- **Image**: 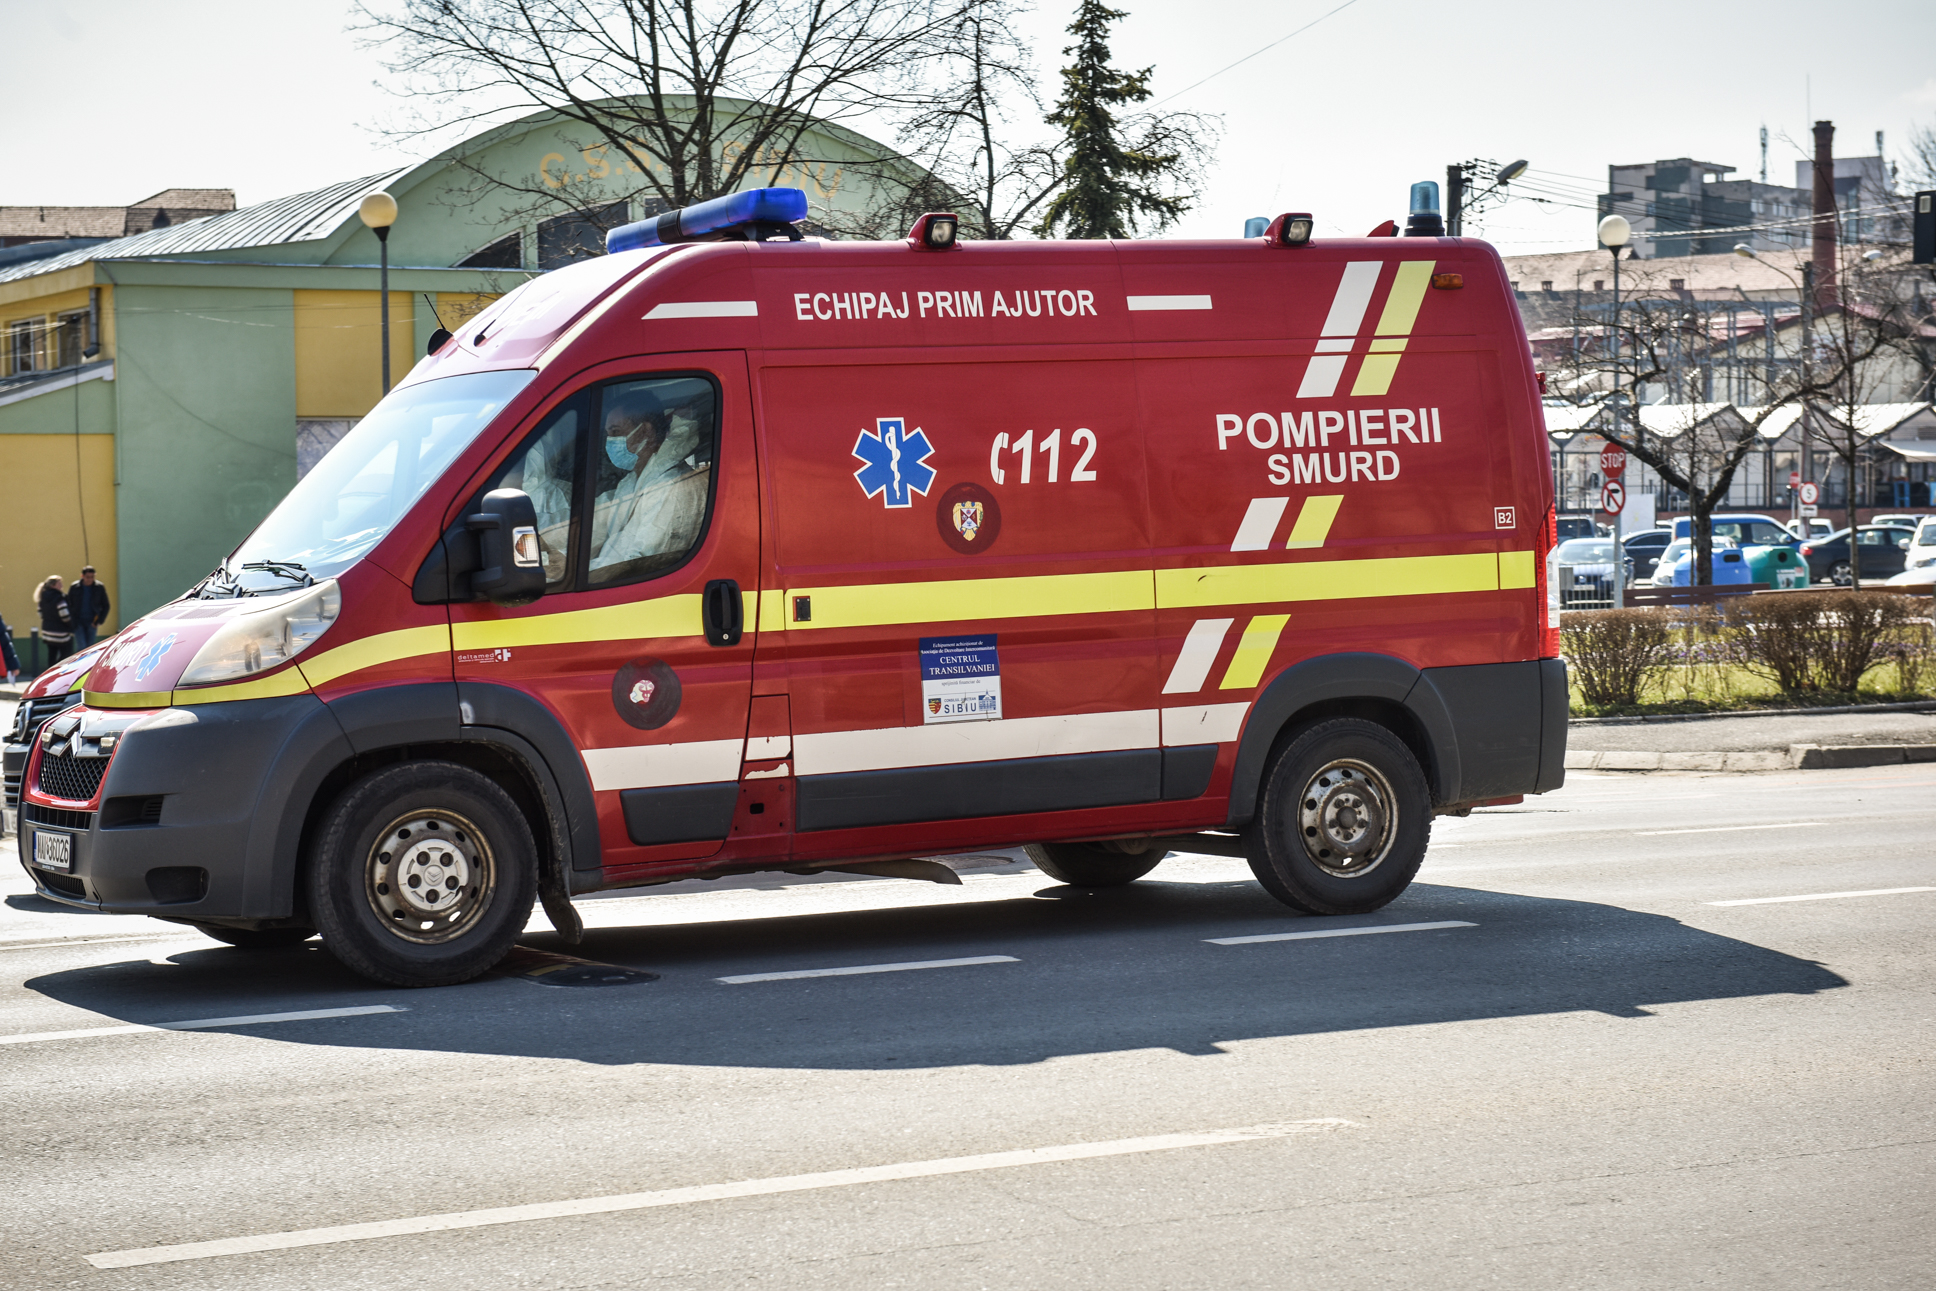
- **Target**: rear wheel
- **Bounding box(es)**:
[190,924,314,950]
[306,761,536,987]
[1024,841,1164,887]
[1245,718,1430,916]
[1829,560,1853,586]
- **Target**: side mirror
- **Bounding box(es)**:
[467,489,545,606]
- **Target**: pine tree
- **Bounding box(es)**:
[1035,1,1193,239]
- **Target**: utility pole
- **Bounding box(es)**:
[1446,164,1466,237]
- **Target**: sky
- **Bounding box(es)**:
[5,0,1934,257]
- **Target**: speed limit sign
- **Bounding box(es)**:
[1798,481,1820,505]
[1601,480,1626,514]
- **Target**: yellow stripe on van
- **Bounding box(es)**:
[1350,261,1435,397]
[1156,551,1516,610]
[453,594,704,650]
[1283,495,1344,549]
[1219,615,1290,689]
[173,668,313,706]
[301,624,453,688]
[1498,549,1537,590]
[82,689,174,710]
[787,569,1155,632]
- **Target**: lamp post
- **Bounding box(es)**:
[1598,213,1631,606]
[358,192,399,393]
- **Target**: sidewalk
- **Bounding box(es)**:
[1568,703,1936,772]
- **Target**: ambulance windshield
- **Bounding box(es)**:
[224,369,536,587]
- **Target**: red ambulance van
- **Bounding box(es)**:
[15,190,1566,986]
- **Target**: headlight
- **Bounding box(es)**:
[177,581,341,687]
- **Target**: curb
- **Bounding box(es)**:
[1571,698,1936,726]
[1568,743,1936,772]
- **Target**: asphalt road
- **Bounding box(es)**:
[2,766,1933,1289]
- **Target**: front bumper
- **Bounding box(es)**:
[17,694,350,921]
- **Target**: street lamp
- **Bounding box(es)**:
[359,191,399,393]
[1598,213,1631,606]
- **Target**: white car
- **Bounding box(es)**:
[1904,518,1936,571]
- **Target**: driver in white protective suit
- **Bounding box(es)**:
[590,385,711,573]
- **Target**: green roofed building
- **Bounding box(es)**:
[0,101,932,649]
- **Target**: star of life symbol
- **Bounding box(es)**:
[852,417,936,508]
[131,632,178,682]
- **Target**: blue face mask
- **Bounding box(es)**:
[606,438,639,471]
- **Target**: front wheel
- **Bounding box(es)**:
[1245,718,1431,916]
[306,761,537,987]
[1024,841,1164,887]
[1829,560,1853,587]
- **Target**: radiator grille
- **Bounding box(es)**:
[22,803,93,831]
[35,751,109,803]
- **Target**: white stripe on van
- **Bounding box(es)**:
[643,300,759,319]
[1160,702,1250,745]
[1230,498,1290,551]
[582,739,746,791]
[1126,294,1213,311]
[794,711,1159,777]
[1161,619,1234,694]
[1297,261,1384,397]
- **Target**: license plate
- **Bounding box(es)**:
[32,829,73,872]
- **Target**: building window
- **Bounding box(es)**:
[537,203,629,271]
[458,232,522,270]
[56,311,89,369]
[1669,278,1685,291]
[1540,280,1553,292]
[6,320,39,377]
[1593,279,1605,291]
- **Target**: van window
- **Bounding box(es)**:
[486,399,581,590]
[586,375,718,587]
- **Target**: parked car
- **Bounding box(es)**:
[1786,517,1836,541]
[1617,528,1673,583]
[1870,513,1929,530]
[1553,537,1634,605]
[1797,525,1917,585]
[1901,518,1936,571]
[1672,514,1799,548]
[1556,515,1602,541]
[1883,564,1936,589]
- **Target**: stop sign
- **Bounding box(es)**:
[1789,471,1801,487]
[1599,446,1628,477]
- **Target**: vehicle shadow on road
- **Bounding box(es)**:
[22,877,1848,1068]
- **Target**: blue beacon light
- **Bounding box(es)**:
[605,187,809,253]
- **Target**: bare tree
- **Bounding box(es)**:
[1555,255,1907,584]
[357,0,1005,238]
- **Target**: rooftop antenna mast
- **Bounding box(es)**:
[1759,125,1768,183]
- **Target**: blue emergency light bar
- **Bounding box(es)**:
[605,187,809,253]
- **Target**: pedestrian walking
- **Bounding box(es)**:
[67,565,111,648]
[36,574,73,667]
[0,610,19,682]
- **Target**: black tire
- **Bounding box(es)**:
[1244,718,1431,916]
[1829,560,1852,587]
[190,924,315,950]
[1024,841,1164,887]
[306,761,537,987]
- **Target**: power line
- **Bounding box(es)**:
[1150,0,1362,107]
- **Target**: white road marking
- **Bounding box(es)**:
[1635,822,1824,836]
[84,1118,1358,1269]
[1706,886,1936,907]
[0,1005,405,1047]
[718,955,1018,984]
[0,934,201,953]
[1208,920,1475,946]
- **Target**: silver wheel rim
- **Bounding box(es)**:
[1295,758,1397,878]
[1831,564,1851,586]
[364,809,495,944]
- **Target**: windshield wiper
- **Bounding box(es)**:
[241,560,314,587]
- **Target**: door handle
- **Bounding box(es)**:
[702,579,743,647]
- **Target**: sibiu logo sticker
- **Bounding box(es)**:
[130,633,179,683]
[852,417,936,508]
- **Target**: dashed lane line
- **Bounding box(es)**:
[717,955,1018,984]
[1635,822,1825,837]
[0,1005,406,1047]
[1706,886,1936,907]
[83,1118,1359,1268]
[1207,920,1475,946]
